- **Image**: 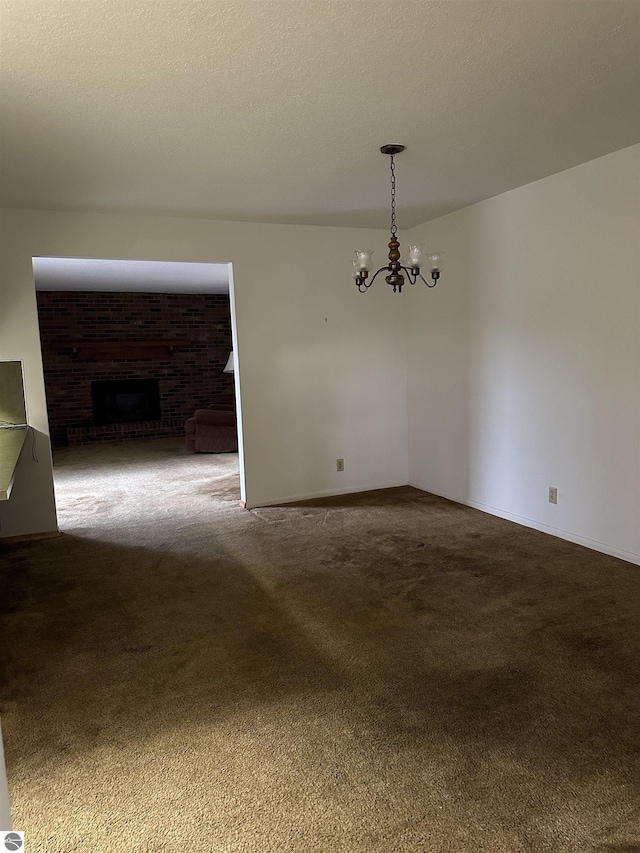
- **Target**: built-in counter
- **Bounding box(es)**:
[0,426,28,501]
[0,361,29,501]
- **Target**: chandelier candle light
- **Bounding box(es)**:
[353,145,443,294]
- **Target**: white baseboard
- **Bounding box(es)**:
[246,481,407,509]
[0,529,60,544]
[408,481,640,566]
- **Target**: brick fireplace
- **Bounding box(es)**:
[37,290,234,446]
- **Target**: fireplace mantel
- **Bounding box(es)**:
[70,340,188,361]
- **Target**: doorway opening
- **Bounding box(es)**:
[32,256,246,521]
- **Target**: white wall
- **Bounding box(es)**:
[0,720,11,830]
[0,209,408,535]
[407,144,640,564]
[3,147,637,556]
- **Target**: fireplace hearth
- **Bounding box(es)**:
[92,378,161,426]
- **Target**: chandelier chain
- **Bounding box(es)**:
[390,154,397,238]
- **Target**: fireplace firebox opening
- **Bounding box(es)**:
[92,378,161,426]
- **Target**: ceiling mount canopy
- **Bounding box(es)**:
[353,145,443,294]
[379,144,405,157]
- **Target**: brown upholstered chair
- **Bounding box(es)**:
[185,408,238,453]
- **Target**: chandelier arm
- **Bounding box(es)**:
[356,266,387,292]
[367,266,390,288]
[401,266,438,288]
[420,270,438,288]
[401,266,418,285]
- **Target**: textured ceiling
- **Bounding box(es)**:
[1,0,638,229]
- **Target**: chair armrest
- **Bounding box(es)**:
[194,409,236,426]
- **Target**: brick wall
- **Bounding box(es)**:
[37,291,234,446]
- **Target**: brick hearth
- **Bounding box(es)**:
[66,418,186,446]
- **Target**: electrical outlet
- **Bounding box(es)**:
[549,486,558,504]
[336,458,344,472]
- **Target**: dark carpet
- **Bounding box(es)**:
[0,438,638,852]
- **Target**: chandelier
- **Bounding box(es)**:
[353,145,443,294]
